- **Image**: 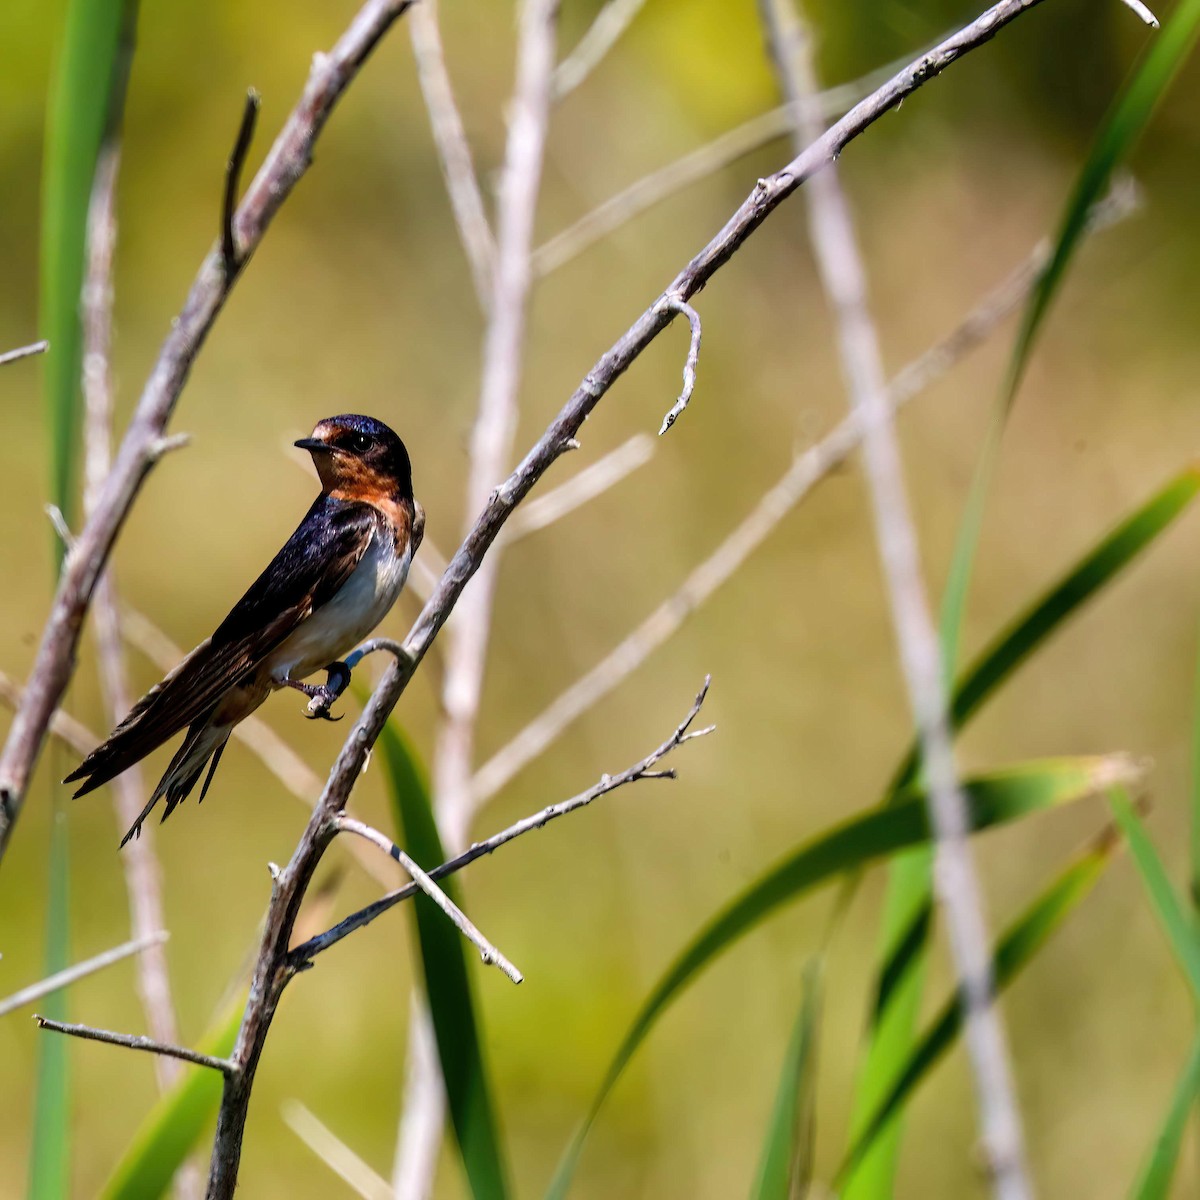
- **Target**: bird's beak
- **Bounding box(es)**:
[294,437,331,453]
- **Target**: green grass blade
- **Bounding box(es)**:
[838,827,1120,1187]
[1130,1033,1200,1200]
[99,990,243,1200]
[40,0,132,527]
[545,755,1129,1199]
[379,720,511,1200]
[749,959,822,1200]
[892,465,1200,793]
[844,464,1200,1196]
[1007,0,1200,406]
[1108,789,1200,1002]
[1191,620,1200,912]
[27,805,71,1200]
[841,846,930,1200]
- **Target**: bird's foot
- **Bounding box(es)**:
[285,662,352,721]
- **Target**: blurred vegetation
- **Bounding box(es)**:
[4,0,1200,1196]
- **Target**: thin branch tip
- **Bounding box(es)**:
[656,298,703,435]
[222,88,262,276]
[0,339,49,367]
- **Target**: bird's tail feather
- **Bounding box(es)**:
[119,712,231,848]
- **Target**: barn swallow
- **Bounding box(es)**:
[65,414,424,847]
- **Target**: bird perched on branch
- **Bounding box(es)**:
[65,414,424,846]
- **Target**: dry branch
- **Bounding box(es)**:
[34,1015,234,1074]
[0,340,49,367]
[408,0,495,310]
[0,933,167,1018]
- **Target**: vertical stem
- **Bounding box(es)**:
[394,4,560,1193]
[758,2,1031,1195]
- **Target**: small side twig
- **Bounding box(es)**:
[504,433,655,541]
[335,815,523,984]
[0,340,49,367]
[409,0,495,310]
[0,933,168,1018]
[290,678,713,965]
[551,0,647,100]
[34,1015,234,1075]
[222,89,261,278]
[1117,0,1158,26]
[656,297,702,435]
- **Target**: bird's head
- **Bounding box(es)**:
[295,414,414,504]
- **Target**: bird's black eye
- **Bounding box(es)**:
[337,431,373,454]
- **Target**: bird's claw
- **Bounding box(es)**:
[301,661,352,721]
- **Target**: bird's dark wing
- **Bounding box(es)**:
[66,496,380,797]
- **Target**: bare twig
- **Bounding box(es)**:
[0,933,167,1018]
[1118,0,1158,26]
[34,1015,234,1074]
[504,433,655,542]
[335,815,523,983]
[0,0,419,864]
[82,122,184,1095]
[551,0,648,100]
[760,0,1028,1191]
[533,47,930,279]
[468,181,1139,808]
[409,0,495,309]
[655,297,702,435]
[221,90,261,278]
[291,679,713,964]
[433,0,561,852]
[284,1101,392,1200]
[0,340,49,367]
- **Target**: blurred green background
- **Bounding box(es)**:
[4,0,1200,1195]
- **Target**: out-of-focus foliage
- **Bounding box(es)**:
[4,0,1200,1196]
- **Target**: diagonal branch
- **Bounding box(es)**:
[0,0,419,864]
[0,340,49,367]
[0,933,168,1018]
[408,0,495,310]
[34,1015,234,1074]
[334,815,523,983]
[551,0,648,100]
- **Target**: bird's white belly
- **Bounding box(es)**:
[267,533,411,683]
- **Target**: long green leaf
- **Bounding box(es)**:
[1130,1034,1200,1200]
[846,464,1200,1196]
[1109,789,1200,1001]
[1107,788,1200,1196]
[99,990,242,1200]
[27,804,71,1200]
[40,0,131,525]
[839,827,1120,1186]
[545,754,1131,1198]
[379,720,511,1200]
[34,2,132,1193]
[749,959,822,1200]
